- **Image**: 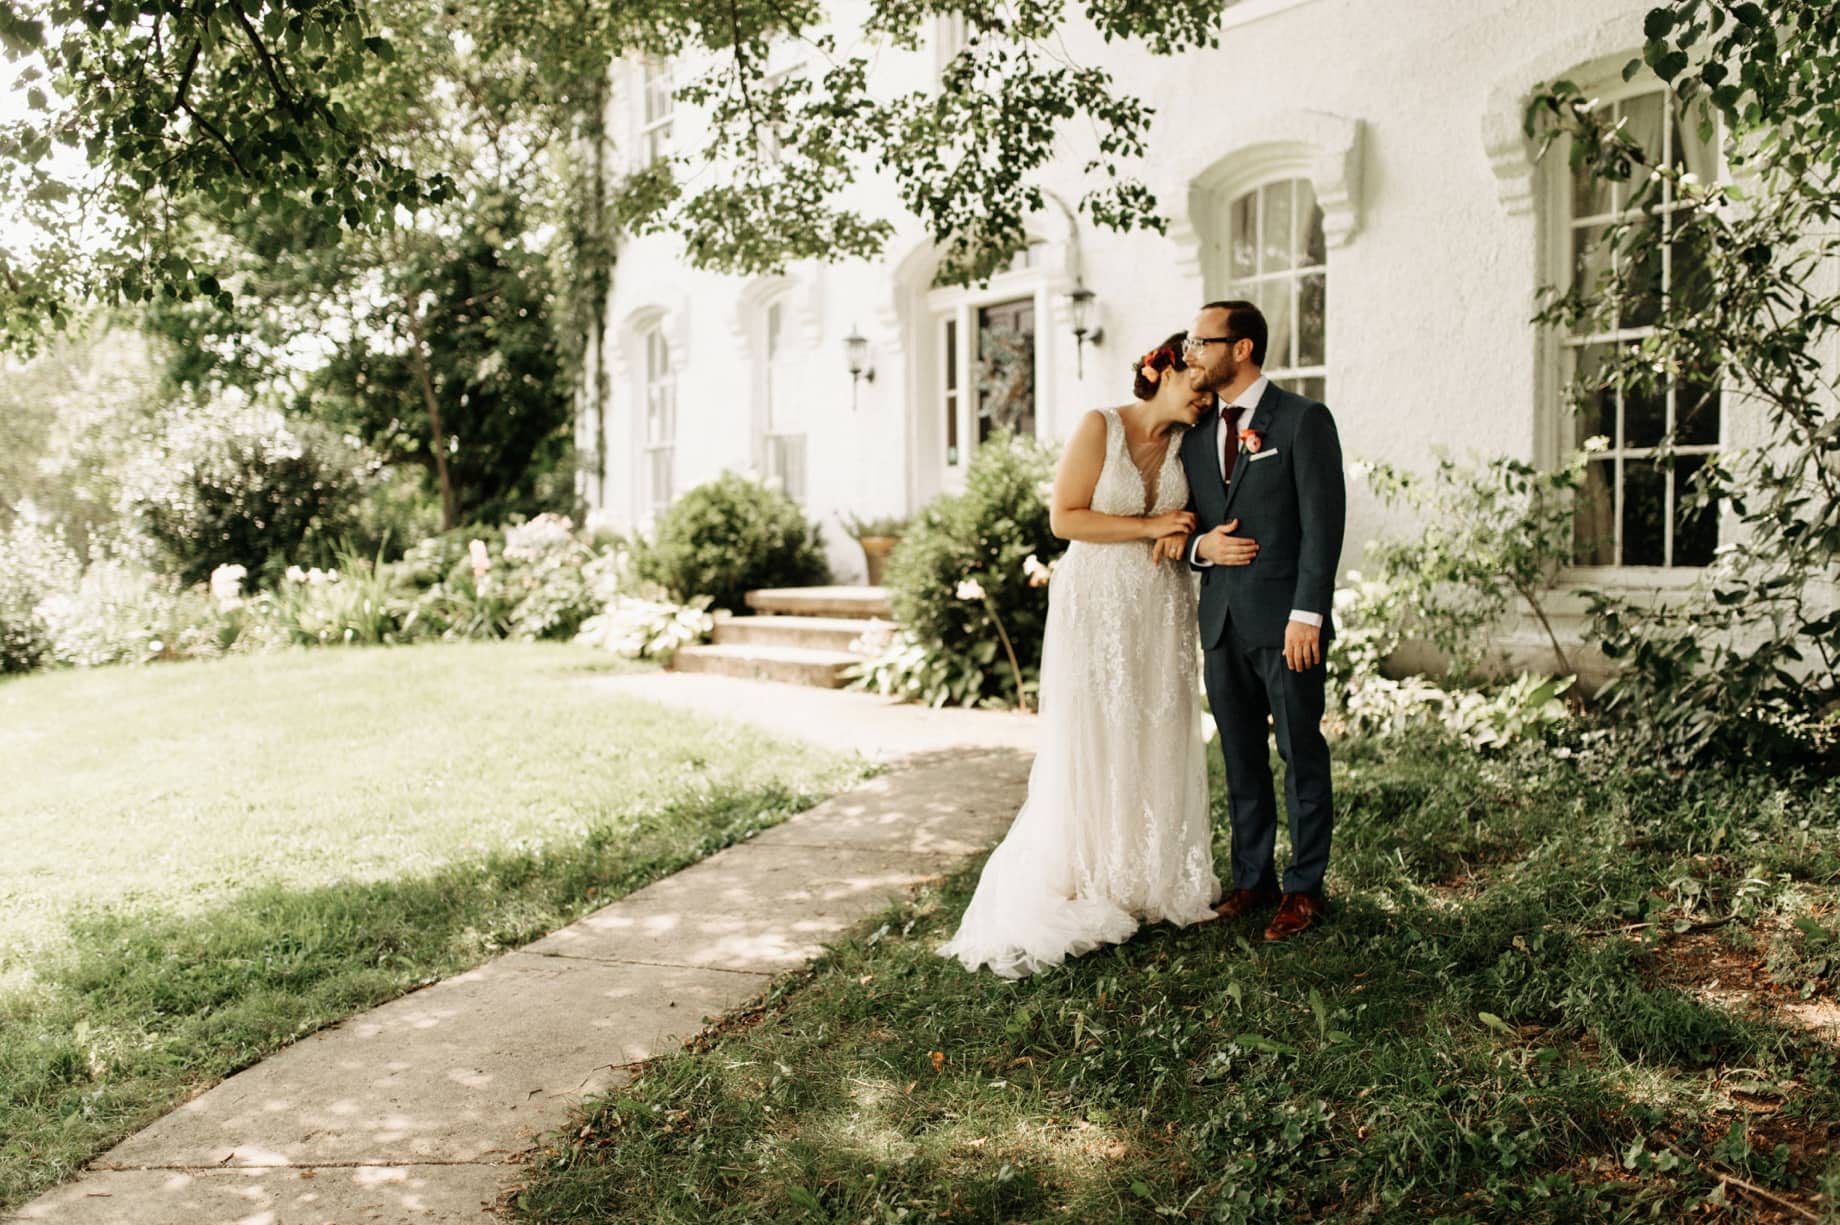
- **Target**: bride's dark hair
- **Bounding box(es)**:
[1132,332,1188,401]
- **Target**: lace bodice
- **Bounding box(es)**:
[1086,406,1190,518]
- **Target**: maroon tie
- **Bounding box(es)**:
[1221,406,1243,483]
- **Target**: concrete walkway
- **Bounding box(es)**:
[12,677,1036,1224]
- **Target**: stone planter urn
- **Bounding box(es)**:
[841,514,907,587]
[857,535,898,586]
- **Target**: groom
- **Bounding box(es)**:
[1177,300,1346,942]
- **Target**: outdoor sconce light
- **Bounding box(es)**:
[1067,281,1104,377]
[845,326,875,409]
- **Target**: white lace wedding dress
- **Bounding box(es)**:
[939,407,1221,978]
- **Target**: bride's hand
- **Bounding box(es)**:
[1143,510,1197,541]
[1151,532,1187,564]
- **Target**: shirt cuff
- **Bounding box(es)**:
[1288,609,1323,627]
[1188,536,1214,568]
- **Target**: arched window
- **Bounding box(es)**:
[1559,85,1720,568]
[1224,178,1327,403]
[642,326,675,516]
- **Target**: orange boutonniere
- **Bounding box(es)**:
[1239,428,1264,453]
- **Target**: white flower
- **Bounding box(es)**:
[956,578,986,601]
[1022,554,1054,588]
[1679,171,1700,189]
[208,563,247,607]
[285,565,307,584]
[1347,459,1373,480]
[1582,434,1611,454]
[468,538,491,579]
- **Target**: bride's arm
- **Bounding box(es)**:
[1049,410,1195,544]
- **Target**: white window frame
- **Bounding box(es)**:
[1220,176,1328,404]
[642,325,675,518]
[925,241,1049,479]
[640,58,673,164]
[1546,76,1725,575]
[758,297,807,504]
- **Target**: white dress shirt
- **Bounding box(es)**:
[1191,375,1323,629]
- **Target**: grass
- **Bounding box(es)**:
[513,733,1840,1224]
[0,642,866,1211]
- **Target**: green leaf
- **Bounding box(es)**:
[1478,1011,1515,1036]
[1643,8,1675,40]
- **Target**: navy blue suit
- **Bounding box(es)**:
[1180,380,1346,896]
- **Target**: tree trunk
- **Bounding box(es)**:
[403,296,458,531]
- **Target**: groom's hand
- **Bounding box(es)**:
[1283,620,1322,672]
[1198,519,1258,566]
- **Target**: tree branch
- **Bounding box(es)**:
[229,5,302,117]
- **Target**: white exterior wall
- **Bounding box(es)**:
[585,0,1660,603]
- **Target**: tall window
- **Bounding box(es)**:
[1563,87,1720,568]
[641,59,673,164]
[1226,178,1327,403]
[761,301,806,503]
[643,327,675,516]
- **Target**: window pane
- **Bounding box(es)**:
[1230,195,1256,280]
[1574,459,1617,565]
[1673,455,1718,566]
[1622,457,1666,566]
[1624,365,1667,450]
[1669,225,1716,315]
[1298,376,1326,404]
[1259,279,1294,371]
[1571,344,1614,445]
[1261,180,1294,274]
[945,318,959,464]
[1299,180,1325,269]
[1572,144,1614,220]
[1621,92,1667,210]
[1573,223,1613,301]
[1624,213,1665,330]
[1675,375,1720,447]
[1298,273,1325,368]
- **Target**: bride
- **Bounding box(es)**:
[939,333,1256,978]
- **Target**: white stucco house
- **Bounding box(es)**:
[575,0,1736,665]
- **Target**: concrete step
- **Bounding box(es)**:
[714,614,891,654]
[746,585,894,619]
[670,642,861,688]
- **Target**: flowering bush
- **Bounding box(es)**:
[0,519,80,673]
[866,433,1062,707]
[574,589,714,663]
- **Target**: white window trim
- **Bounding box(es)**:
[638,58,673,165]
[640,324,676,520]
[925,250,1050,475]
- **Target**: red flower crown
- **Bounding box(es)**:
[1137,345,1180,383]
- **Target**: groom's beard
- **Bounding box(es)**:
[1197,354,1240,395]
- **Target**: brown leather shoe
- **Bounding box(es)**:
[1263,892,1325,942]
[1215,888,1281,919]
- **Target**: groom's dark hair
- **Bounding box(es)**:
[1202,300,1268,367]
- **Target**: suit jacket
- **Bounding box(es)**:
[1180,380,1346,652]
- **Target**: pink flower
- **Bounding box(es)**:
[1240,428,1264,454]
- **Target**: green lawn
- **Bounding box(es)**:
[514,735,1840,1224]
[0,642,865,1211]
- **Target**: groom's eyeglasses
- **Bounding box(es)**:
[1181,335,1242,354]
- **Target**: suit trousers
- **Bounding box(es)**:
[1202,617,1333,896]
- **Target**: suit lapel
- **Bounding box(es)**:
[1186,403,1227,516]
[1222,380,1282,518]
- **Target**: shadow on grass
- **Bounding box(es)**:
[514,742,1840,1224]
[0,778,827,1212]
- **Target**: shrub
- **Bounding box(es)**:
[0,520,80,674]
[637,472,829,613]
[136,397,360,590]
[871,432,1062,707]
